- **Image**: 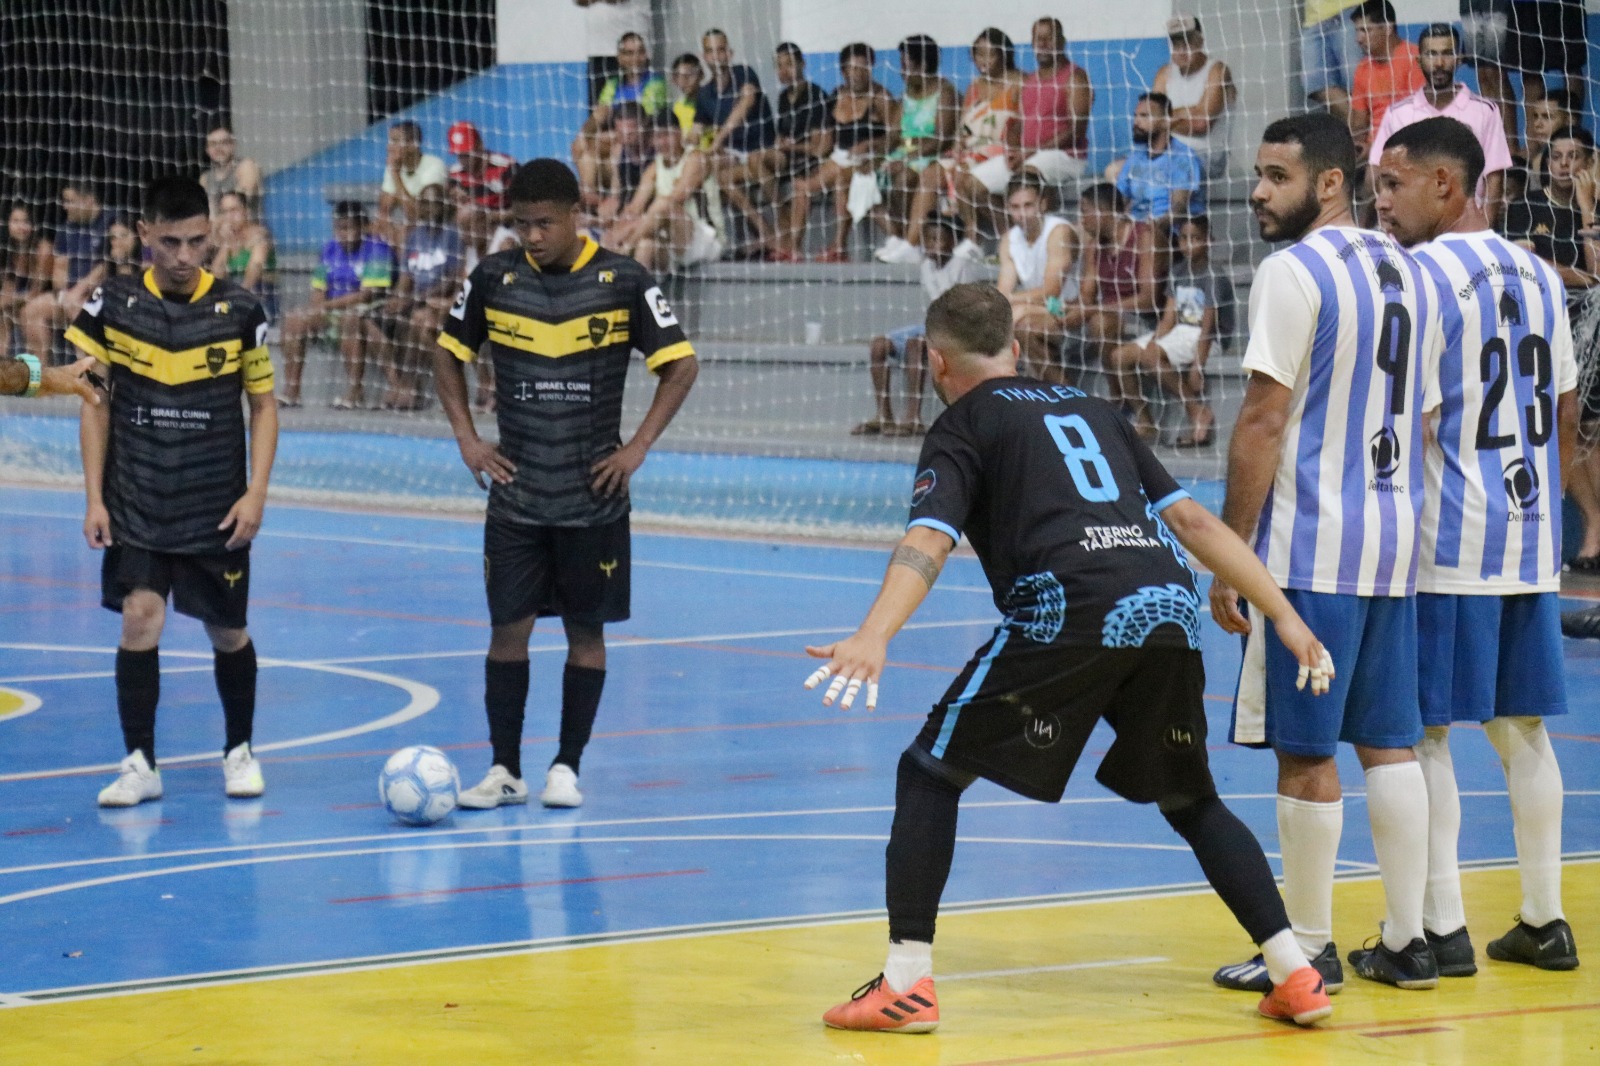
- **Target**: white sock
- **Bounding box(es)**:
[1260,928,1309,987]
[883,939,933,993]
[1485,716,1566,927]
[1365,761,1430,951]
[1416,727,1467,934]
[1277,795,1343,959]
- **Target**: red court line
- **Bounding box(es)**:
[1360,1026,1453,1037]
[629,780,684,790]
[725,772,776,782]
[329,867,705,904]
[3,825,65,837]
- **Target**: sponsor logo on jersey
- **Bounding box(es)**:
[598,270,615,284]
[214,301,230,316]
[502,272,517,286]
[1164,724,1195,750]
[1023,710,1062,749]
[599,559,618,578]
[1504,458,1540,509]
[911,468,937,506]
[223,569,244,589]
[645,285,678,327]
[84,286,104,316]
[1369,427,1401,481]
[450,278,472,320]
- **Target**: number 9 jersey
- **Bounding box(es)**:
[1410,232,1579,593]
[1242,226,1444,597]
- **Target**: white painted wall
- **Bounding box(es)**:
[779,0,1172,50]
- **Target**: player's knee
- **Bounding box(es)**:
[488,620,534,660]
[869,337,891,361]
[897,745,974,798]
[205,625,249,653]
[120,592,166,641]
[1158,792,1211,834]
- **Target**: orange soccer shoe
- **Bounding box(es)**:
[822,974,940,1033]
[1257,965,1334,1027]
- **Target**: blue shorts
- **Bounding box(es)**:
[1299,17,1361,97]
[1232,590,1422,757]
[1417,592,1568,725]
[884,323,925,361]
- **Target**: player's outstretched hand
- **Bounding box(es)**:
[803,632,885,712]
[83,502,113,550]
[219,490,266,550]
[43,356,102,404]
[1273,613,1336,697]
[457,435,516,489]
[1208,576,1251,635]
[590,441,647,498]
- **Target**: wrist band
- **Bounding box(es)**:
[17,353,42,398]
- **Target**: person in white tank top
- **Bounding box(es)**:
[1155,17,1236,180]
[609,115,725,271]
[997,178,1083,384]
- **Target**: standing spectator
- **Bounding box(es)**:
[278,201,394,409]
[1301,1,1364,121]
[21,182,110,364]
[210,191,278,317]
[1155,16,1237,180]
[0,204,52,353]
[377,121,448,246]
[198,126,263,217]
[1368,24,1513,225]
[874,34,960,264]
[575,0,650,107]
[694,28,777,256]
[749,42,832,258]
[376,186,463,411]
[610,114,725,273]
[1349,1,1425,152]
[998,178,1082,384]
[1459,1,1520,149]
[1010,18,1094,187]
[669,54,709,148]
[447,121,516,255]
[1069,182,1163,375]
[571,32,667,210]
[102,217,143,279]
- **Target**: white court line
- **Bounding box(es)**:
[0,992,35,1007]
[942,956,1169,981]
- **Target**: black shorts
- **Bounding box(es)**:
[101,544,251,629]
[483,513,631,627]
[914,637,1215,804]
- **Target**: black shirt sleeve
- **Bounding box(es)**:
[63,282,110,363]
[1117,416,1188,512]
[630,269,694,372]
[437,262,490,362]
[907,406,982,543]
[239,300,274,395]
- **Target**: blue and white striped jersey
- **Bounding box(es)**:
[1241,225,1444,597]
[1411,231,1578,593]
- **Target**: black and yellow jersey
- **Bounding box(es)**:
[66,268,273,554]
[438,236,694,527]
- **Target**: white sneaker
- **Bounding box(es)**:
[97,750,163,808]
[457,764,529,809]
[540,763,583,808]
[223,742,265,798]
[874,236,925,264]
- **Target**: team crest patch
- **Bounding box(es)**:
[911,468,937,506]
[587,316,611,346]
[214,300,230,315]
[205,346,227,376]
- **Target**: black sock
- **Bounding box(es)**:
[554,664,605,774]
[116,647,160,767]
[484,657,529,779]
[886,748,970,944]
[1163,795,1290,945]
[215,640,257,753]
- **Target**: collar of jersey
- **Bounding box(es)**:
[142,267,215,303]
[526,236,598,274]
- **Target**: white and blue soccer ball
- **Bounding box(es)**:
[379,745,460,826]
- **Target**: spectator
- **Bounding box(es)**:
[854,217,986,436]
[1349,0,1424,152]
[998,177,1082,384]
[1067,182,1162,375]
[575,0,650,107]
[669,53,709,147]
[1115,91,1206,245]
[1300,1,1364,121]
[447,120,516,255]
[278,200,394,409]
[1459,0,1520,148]
[1504,125,1599,291]
[1368,24,1513,225]
[778,42,895,263]
[210,190,278,316]
[21,182,110,364]
[1010,18,1093,187]
[1105,215,1232,446]
[102,217,143,278]
[749,42,832,256]
[375,185,462,411]
[694,28,777,256]
[874,34,959,264]
[1523,88,1580,194]
[198,125,263,216]
[572,32,667,209]
[378,121,448,246]
[595,102,655,236]
[1506,0,1589,116]
[0,204,52,353]
[1155,16,1237,180]
[610,113,725,273]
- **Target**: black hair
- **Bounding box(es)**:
[1417,22,1461,50]
[1034,17,1066,48]
[899,34,940,74]
[1079,182,1126,212]
[924,215,962,247]
[1138,91,1173,113]
[775,41,804,64]
[509,158,581,206]
[973,27,1017,73]
[102,214,142,268]
[391,120,422,144]
[672,52,703,74]
[618,31,645,49]
[612,100,647,126]
[1551,124,1597,151]
[61,180,99,201]
[142,175,209,224]
[1350,0,1397,26]
[649,109,680,133]
[1383,116,1486,191]
[839,42,875,68]
[1541,88,1577,114]
[1005,173,1057,210]
[1261,111,1359,196]
[333,200,367,224]
[1178,214,1211,237]
[702,27,728,45]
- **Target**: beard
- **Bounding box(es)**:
[1256,185,1323,242]
[1132,127,1150,145]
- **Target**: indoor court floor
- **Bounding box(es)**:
[0,484,1596,1064]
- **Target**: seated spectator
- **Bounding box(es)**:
[209,190,278,316]
[575,0,649,106]
[102,217,143,278]
[378,121,448,246]
[199,125,263,216]
[749,41,831,254]
[1504,125,1599,291]
[1300,1,1363,121]
[1523,88,1580,194]
[572,31,667,209]
[1115,93,1206,227]
[669,53,710,147]
[594,101,655,236]
[855,217,986,436]
[1105,215,1232,446]
[1349,0,1423,152]
[21,181,109,363]
[0,204,53,354]
[1505,0,1589,118]
[998,177,1082,384]
[777,42,895,263]
[1066,182,1162,374]
[610,114,724,272]
[374,186,462,411]
[447,120,516,256]
[874,34,959,263]
[1008,18,1093,188]
[1155,16,1237,180]
[694,28,777,255]
[278,200,395,409]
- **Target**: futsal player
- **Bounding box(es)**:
[1374,117,1580,972]
[67,176,278,807]
[435,159,698,810]
[0,353,101,401]
[1209,112,1444,993]
[806,282,1337,1033]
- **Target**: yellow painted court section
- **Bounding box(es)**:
[0,687,38,720]
[5,866,1595,1065]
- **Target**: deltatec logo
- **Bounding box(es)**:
[1370,427,1401,480]
[1504,458,1540,509]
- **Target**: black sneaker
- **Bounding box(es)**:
[1426,926,1477,977]
[1560,605,1600,640]
[1487,918,1580,971]
[1348,935,1439,990]
[1213,941,1344,994]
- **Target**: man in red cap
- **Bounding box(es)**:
[448,120,517,253]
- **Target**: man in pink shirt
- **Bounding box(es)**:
[1369,23,1512,225]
